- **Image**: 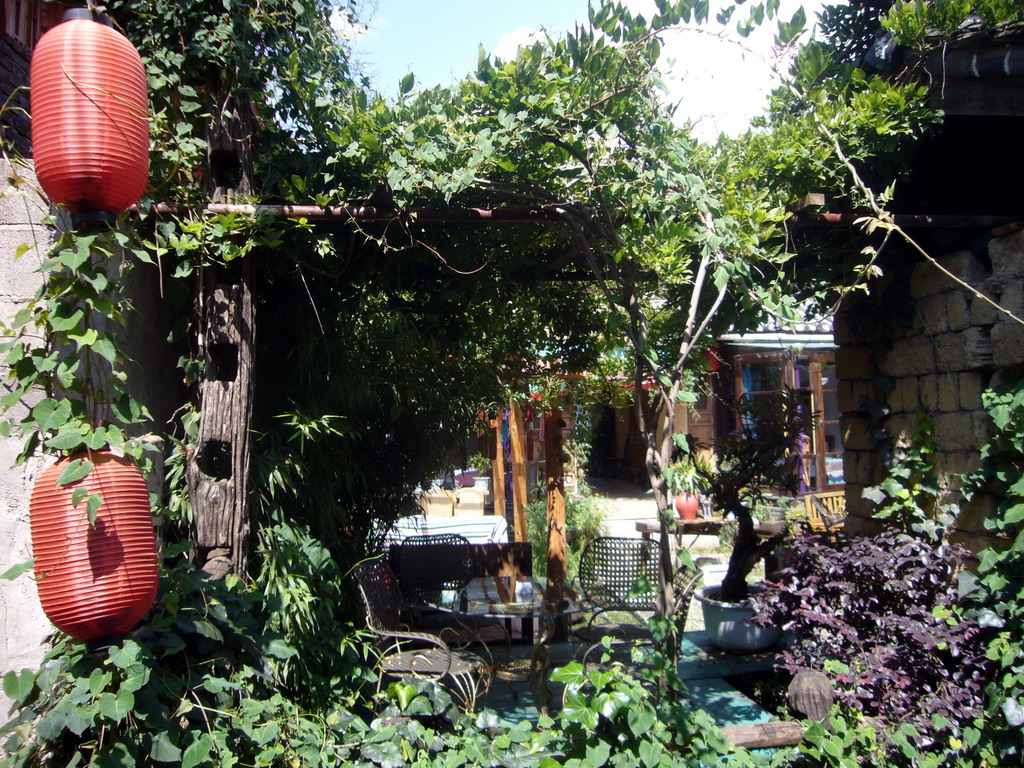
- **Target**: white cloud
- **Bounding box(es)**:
[626,0,828,140]
[332,7,386,42]
[493,26,547,61]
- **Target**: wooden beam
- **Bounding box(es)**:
[509,399,529,542]
[720,720,805,749]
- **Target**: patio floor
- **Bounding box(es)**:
[482,630,778,730]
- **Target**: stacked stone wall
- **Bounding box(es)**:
[0,162,52,715]
[0,34,32,157]
[837,230,1024,559]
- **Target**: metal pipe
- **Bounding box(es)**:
[789,211,1022,229]
[150,202,564,224]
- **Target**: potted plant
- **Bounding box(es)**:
[693,389,808,651]
[466,452,493,495]
[664,454,710,520]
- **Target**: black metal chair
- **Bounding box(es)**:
[353,559,491,711]
[573,536,702,650]
[397,533,475,606]
[397,533,511,652]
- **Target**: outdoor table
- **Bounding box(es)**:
[431,587,583,715]
[636,518,787,574]
[635,517,786,539]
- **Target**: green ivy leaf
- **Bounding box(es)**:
[97,690,134,723]
[0,559,34,580]
[150,731,182,763]
[48,308,85,333]
[56,458,93,487]
[181,734,213,768]
[2,669,36,704]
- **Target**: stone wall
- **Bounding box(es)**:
[0,161,53,716]
[836,230,1024,558]
[0,34,32,157]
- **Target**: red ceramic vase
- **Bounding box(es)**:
[30,451,158,645]
[674,492,700,520]
[30,10,149,224]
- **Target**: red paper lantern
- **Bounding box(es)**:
[30,9,149,226]
[30,450,159,647]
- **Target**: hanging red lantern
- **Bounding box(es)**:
[30,9,149,226]
[30,450,159,649]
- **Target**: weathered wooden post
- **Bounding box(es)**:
[491,414,506,519]
[186,73,256,577]
[544,410,567,638]
[509,398,529,542]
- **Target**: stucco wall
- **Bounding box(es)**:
[0,160,55,716]
[836,230,1024,560]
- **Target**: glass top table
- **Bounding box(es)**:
[430,581,584,714]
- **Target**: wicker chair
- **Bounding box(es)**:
[573,536,702,650]
[353,560,491,711]
[453,487,486,516]
[419,489,455,516]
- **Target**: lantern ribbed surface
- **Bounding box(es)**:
[30,16,149,217]
[30,451,158,642]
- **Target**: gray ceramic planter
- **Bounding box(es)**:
[696,585,782,652]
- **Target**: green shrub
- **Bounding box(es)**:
[525,482,604,584]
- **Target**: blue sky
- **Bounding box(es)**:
[345,0,832,140]
[350,1,590,94]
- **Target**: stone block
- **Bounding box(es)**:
[935,328,994,372]
[933,412,976,451]
[0,162,48,222]
[838,379,876,414]
[885,381,903,413]
[973,411,995,447]
[837,380,857,414]
[895,377,919,413]
[843,483,875,518]
[936,451,971,476]
[946,291,970,332]
[844,449,881,487]
[933,332,964,372]
[955,493,997,534]
[836,343,874,381]
[840,415,875,451]
[992,320,1024,368]
[888,413,919,448]
[959,372,983,411]
[910,251,988,299]
[833,315,852,346]
[879,336,935,378]
[973,279,1003,326]
[916,293,948,335]
[994,279,1024,321]
[918,375,938,410]
[988,230,1024,281]
[936,375,958,412]
[0,229,45,300]
[949,530,1005,560]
